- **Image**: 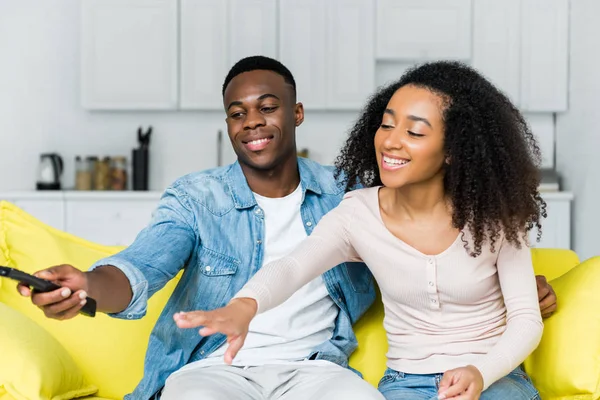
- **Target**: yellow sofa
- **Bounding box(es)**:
[1,201,599,400]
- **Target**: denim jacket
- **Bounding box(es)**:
[91,158,376,399]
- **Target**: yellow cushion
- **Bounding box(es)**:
[0,302,98,400]
[349,289,387,387]
[524,256,600,400]
[2,200,598,400]
[0,201,179,399]
[531,248,580,282]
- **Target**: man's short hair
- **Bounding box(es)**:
[222,55,296,96]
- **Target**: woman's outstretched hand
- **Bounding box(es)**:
[173,297,258,364]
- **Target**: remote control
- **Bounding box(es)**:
[0,266,96,317]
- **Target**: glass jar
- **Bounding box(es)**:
[297,148,310,158]
[110,156,128,191]
[94,157,111,190]
[86,156,98,190]
[75,156,92,190]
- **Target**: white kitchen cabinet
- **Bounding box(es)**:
[65,198,157,247]
[0,193,66,232]
[327,0,375,109]
[81,0,178,110]
[520,0,569,112]
[180,0,278,109]
[279,0,328,109]
[280,0,375,109]
[1,192,161,247]
[525,113,555,169]
[0,190,575,250]
[472,0,521,105]
[530,192,573,249]
[179,0,228,110]
[228,0,277,65]
[12,200,65,232]
[376,0,472,61]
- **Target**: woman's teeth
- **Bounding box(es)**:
[383,156,409,165]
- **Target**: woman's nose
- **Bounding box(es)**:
[383,128,405,150]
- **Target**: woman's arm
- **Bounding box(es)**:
[234,210,360,313]
[471,237,544,390]
[173,195,361,363]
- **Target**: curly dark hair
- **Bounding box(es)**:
[334,61,546,256]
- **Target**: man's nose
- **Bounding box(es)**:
[244,109,266,130]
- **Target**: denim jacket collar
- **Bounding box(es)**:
[226,158,323,210]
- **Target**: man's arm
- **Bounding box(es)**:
[87,265,133,313]
[17,264,133,318]
[18,187,197,320]
[536,275,557,318]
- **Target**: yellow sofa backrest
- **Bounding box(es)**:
[0,201,582,398]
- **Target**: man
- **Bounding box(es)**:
[18,56,557,399]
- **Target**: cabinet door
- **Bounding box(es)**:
[81,0,178,109]
[520,0,569,112]
[228,0,277,66]
[180,0,228,110]
[12,200,65,231]
[327,0,375,109]
[65,200,157,247]
[472,0,521,105]
[530,195,572,249]
[525,113,555,169]
[279,0,327,109]
[376,0,472,60]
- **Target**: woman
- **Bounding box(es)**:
[175,61,545,400]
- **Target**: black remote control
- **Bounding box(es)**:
[0,266,96,317]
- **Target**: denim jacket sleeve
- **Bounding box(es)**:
[89,187,197,320]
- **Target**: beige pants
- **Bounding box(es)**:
[161,361,384,400]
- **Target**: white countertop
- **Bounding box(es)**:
[0,190,574,201]
[537,191,574,200]
[0,190,163,200]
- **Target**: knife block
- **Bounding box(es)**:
[132,148,148,191]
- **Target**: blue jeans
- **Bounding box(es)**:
[378,366,540,400]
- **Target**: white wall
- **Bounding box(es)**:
[0,1,597,259]
[0,1,356,191]
[555,0,600,261]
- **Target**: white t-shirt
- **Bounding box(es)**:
[184,184,338,368]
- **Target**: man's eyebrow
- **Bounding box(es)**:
[257,93,280,101]
[227,101,242,110]
[227,94,280,110]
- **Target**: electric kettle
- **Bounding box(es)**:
[36,153,63,190]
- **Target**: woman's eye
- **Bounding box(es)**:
[380,124,394,129]
[408,130,425,137]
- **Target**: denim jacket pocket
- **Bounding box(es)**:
[196,247,240,306]
[343,262,373,293]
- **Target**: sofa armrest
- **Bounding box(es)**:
[531,248,580,282]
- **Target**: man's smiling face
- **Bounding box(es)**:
[223,70,303,171]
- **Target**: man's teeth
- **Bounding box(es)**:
[383,156,409,165]
[248,138,270,145]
